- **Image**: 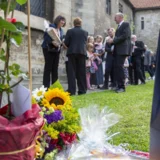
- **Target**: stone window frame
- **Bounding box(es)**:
[119,3,123,13]
[141,17,145,30]
[106,0,111,15]
[15,0,54,22]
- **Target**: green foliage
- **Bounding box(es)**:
[11,31,22,45]
[51,107,81,133]
[0,17,17,32]
[72,81,154,152]
[0,0,27,119]
[0,48,6,61]
[16,0,27,5]
[0,0,17,12]
[50,80,64,91]
[9,63,22,76]
[13,22,25,31]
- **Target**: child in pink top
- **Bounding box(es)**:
[86,43,96,90]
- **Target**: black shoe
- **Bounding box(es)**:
[100,85,108,90]
[111,87,118,91]
[97,85,101,89]
[116,88,125,93]
[78,91,86,95]
[68,90,75,96]
[141,82,146,85]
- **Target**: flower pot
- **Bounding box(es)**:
[0,104,44,160]
[0,93,2,108]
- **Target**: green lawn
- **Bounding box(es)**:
[72,81,154,152]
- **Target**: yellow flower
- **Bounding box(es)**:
[44,125,59,139]
[42,88,72,110]
[32,96,37,104]
[41,99,50,108]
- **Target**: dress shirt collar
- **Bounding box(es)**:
[118,20,124,27]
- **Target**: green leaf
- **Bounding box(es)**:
[0,0,17,12]
[9,63,22,77]
[0,17,17,32]
[50,80,64,91]
[6,75,11,81]
[0,48,6,61]
[13,22,25,31]
[16,0,27,5]
[11,31,22,45]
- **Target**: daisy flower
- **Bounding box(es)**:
[32,85,47,101]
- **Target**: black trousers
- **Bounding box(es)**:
[129,65,134,84]
[65,61,69,90]
[67,54,86,95]
[114,55,126,89]
[133,57,145,84]
[104,54,115,87]
[43,48,60,88]
[145,65,154,78]
[141,57,145,80]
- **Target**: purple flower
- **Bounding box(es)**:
[44,110,63,124]
[45,143,55,153]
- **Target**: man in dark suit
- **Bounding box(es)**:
[108,13,131,93]
[64,17,88,95]
[132,35,146,84]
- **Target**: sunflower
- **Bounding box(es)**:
[42,88,71,110]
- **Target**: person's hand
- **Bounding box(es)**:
[108,38,113,44]
[52,41,59,47]
[133,46,137,49]
[152,65,155,68]
[93,53,97,57]
[62,43,68,49]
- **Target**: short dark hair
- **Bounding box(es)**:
[54,15,66,27]
[73,17,82,26]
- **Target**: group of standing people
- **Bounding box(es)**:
[41,13,155,95]
[128,35,156,86]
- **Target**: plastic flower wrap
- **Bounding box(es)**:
[78,105,121,151]
[55,105,131,160]
[32,84,81,160]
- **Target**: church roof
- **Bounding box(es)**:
[130,0,160,9]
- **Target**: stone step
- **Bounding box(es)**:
[17,72,68,90]
[22,82,68,90]
[25,74,67,82]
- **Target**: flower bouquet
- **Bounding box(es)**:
[32,84,81,160]
[0,0,44,159]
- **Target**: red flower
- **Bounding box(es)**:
[56,145,63,151]
[50,139,58,145]
[60,133,77,145]
[131,150,149,158]
[7,18,17,23]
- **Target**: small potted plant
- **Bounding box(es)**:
[0,0,44,159]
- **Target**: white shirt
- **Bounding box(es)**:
[118,20,124,28]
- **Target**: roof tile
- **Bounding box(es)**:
[130,0,160,9]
